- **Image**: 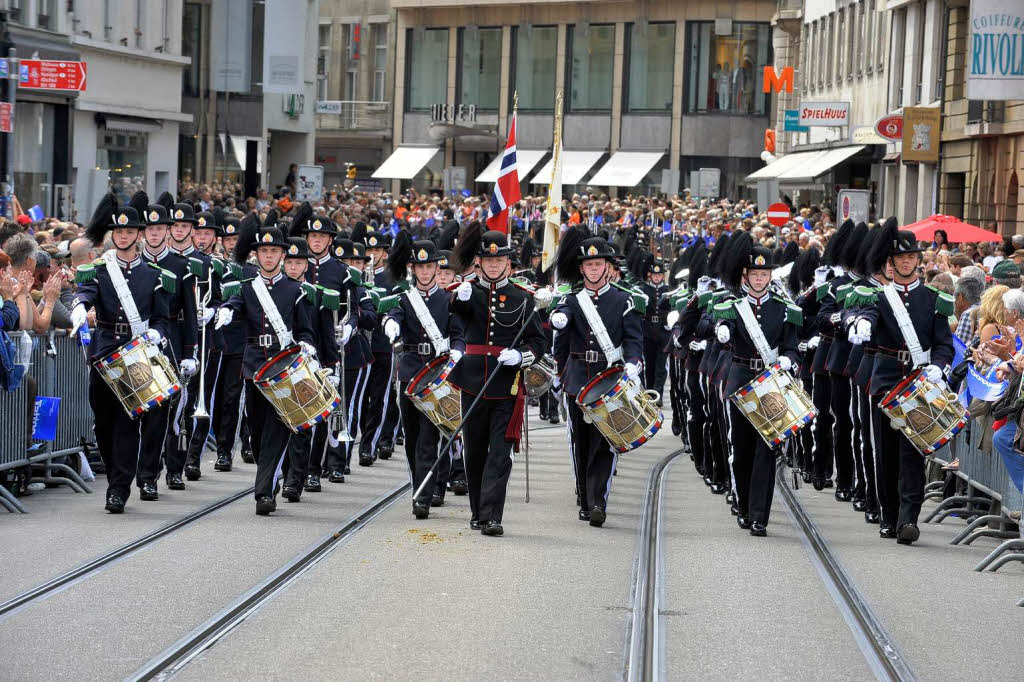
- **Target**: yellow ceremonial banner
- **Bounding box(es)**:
[542,90,564,273]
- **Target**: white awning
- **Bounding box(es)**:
[531,150,605,185]
[744,146,866,185]
[587,151,664,187]
[372,146,440,180]
[475,148,547,183]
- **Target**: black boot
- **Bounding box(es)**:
[255,496,276,515]
[304,475,322,492]
[105,494,125,514]
[165,472,185,490]
[139,482,159,501]
[184,464,201,481]
[214,455,232,472]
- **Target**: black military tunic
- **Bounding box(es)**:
[361,266,400,462]
[640,280,669,393]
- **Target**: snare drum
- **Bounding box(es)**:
[94,335,181,418]
[406,354,463,436]
[879,368,967,455]
[253,345,341,433]
[729,363,817,447]
[523,355,556,397]
[576,367,662,453]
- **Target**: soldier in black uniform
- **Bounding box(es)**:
[517,239,559,424]
[787,248,822,486]
[640,259,669,402]
[216,222,318,515]
[434,249,469,495]
[450,228,546,536]
[383,235,466,518]
[551,228,644,527]
[133,192,197,496]
[673,243,711,477]
[848,218,954,544]
[70,195,172,513]
[713,232,800,536]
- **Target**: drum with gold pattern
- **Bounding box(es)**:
[406,354,463,436]
[729,363,817,447]
[253,345,341,433]
[94,335,181,418]
[879,367,967,455]
[576,366,662,453]
[523,354,556,397]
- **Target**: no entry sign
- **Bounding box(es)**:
[766,202,792,227]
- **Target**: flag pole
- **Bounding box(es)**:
[508,90,518,236]
[541,88,564,274]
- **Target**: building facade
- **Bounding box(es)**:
[68,0,190,218]
[383,0,779,198]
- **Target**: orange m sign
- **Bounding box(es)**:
[763,66,794,93]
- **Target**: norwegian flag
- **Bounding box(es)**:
[486,112,521,233]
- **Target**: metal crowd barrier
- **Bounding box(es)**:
[922,413,1024,576]
[0,331,94,513]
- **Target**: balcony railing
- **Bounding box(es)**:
[315,101,392,132]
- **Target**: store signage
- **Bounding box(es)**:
[315,100,343,114]
[851,126,889,145]
[874,114,904,142]
[431,103,477,124]
[16,59,87,91]
[0,102,12,133]
[838,189,870,224]
[798,102,850,127]
[783,109,809,132]
[902,107,941,164]
[967,0,1024,100]
[762,66,794,93]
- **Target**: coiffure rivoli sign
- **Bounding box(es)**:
[798,102,850,127]
[968,0,1024,100]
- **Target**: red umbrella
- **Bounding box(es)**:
[904,214,1002,243]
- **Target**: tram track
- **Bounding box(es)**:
[0,486,254,621]
[128,480,411,681]
[625,448,916,682]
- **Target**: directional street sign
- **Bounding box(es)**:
[17,59,87,91]
[0,102,12,133]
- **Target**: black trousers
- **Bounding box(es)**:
[643,340,667,398]
[281,426,312,492]
[89,368,154,500]
[445,436,465,486]
[162,390,188,475]
[399,383,442,503]
[686,368,706,465]
[210,353,244,459]
[870,400,925,528]
[702,375,723,481]
[857,388,880,513]
[538,389,559,419]
[184,349,226,466]
[726,402,777,524]
[310,365,366,473]
[244,380,292,500]
[567,401,616,512]
[796,375,814,472]
[811,372,834,479]
[360,352,399,456]
[829,373,855,489]
[138,400,171,485]
[461,395,515,524]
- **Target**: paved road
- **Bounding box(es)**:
[1,408,1022,681]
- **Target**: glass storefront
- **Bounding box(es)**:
[406,28,449,111]
[686,22,771,115]
[459,27,501,111]
[13,102,55,214]
[97,128,147,205]
[567,24,614,112]
[626,22,676,112]
[512,25,557,111]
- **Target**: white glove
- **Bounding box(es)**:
[70,304,88,335]
[624,362,641,381]
[145,328,162,345]
[449,349,463,365]
[778,356,793,372]
[383,318,400,343]
[201,307,215,325]
[179,358,198,378]
[924,364,943,383]
[300,341,317,358]
[455,281,473,301]
[688,340,702,351]
[497,348,522,366]
[716,324,730,344]
[813,266,830,287]
[215,308,233,329]
[849,319,871,345]
[696,340,707,351]
[829,312,842,326]
[696,276,711,294]
[552,375,561,390]
[328,371,341,387]
[807,335,820,350]
[550,312,568,330]
[798,341,808,353]
[337,323,354,347]
[673,335,683,348]
[666,310,680,330]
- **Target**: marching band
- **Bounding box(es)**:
[69,192,966,546]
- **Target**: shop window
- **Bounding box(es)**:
[567,24,614,112]
[13,102,54,214]
[511,25,557,111]
[405,28,449,112]
[625,22,675,113]
[458,27,501,111]
[98,129,148,205]
[686,21,771,115]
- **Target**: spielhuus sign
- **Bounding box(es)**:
[967,0,1024,101]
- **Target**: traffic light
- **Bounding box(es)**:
[347,165,357,180]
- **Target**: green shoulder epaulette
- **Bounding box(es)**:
[697,290,713,308]
[75,263,97,284]
[146,262,178,294]
[930,287,955,317]
[835,282,855,305]
[510,276,536,292]
[319,287,341,312]
[210,257,225,277]
[816,282,832,301]
[188,256,205,278]
[784,301,803,326]
[300,281,317,304]
[221,280,242,298]
[377,293,401,314]
[712,298,738,321]
[347,266,364,286]
[844,285,880,309]
[228,262,243,279]
[392,278,412,293]
[365,287,381,307]
[611,280,647,314]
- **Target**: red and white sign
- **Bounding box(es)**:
[798,101,850,127]
[0,102,12,133]
[874,114,904,142]
[19,60,87,92]
[766,202,792,227]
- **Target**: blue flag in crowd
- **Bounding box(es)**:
[425,217,435,228]
[952,336,966,368]
[389,218,399,237]
[32,396,60,441]
[594,215,603,225]
[965,363,1006,403]
[27,205,44,222]
[461,188,471,197]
